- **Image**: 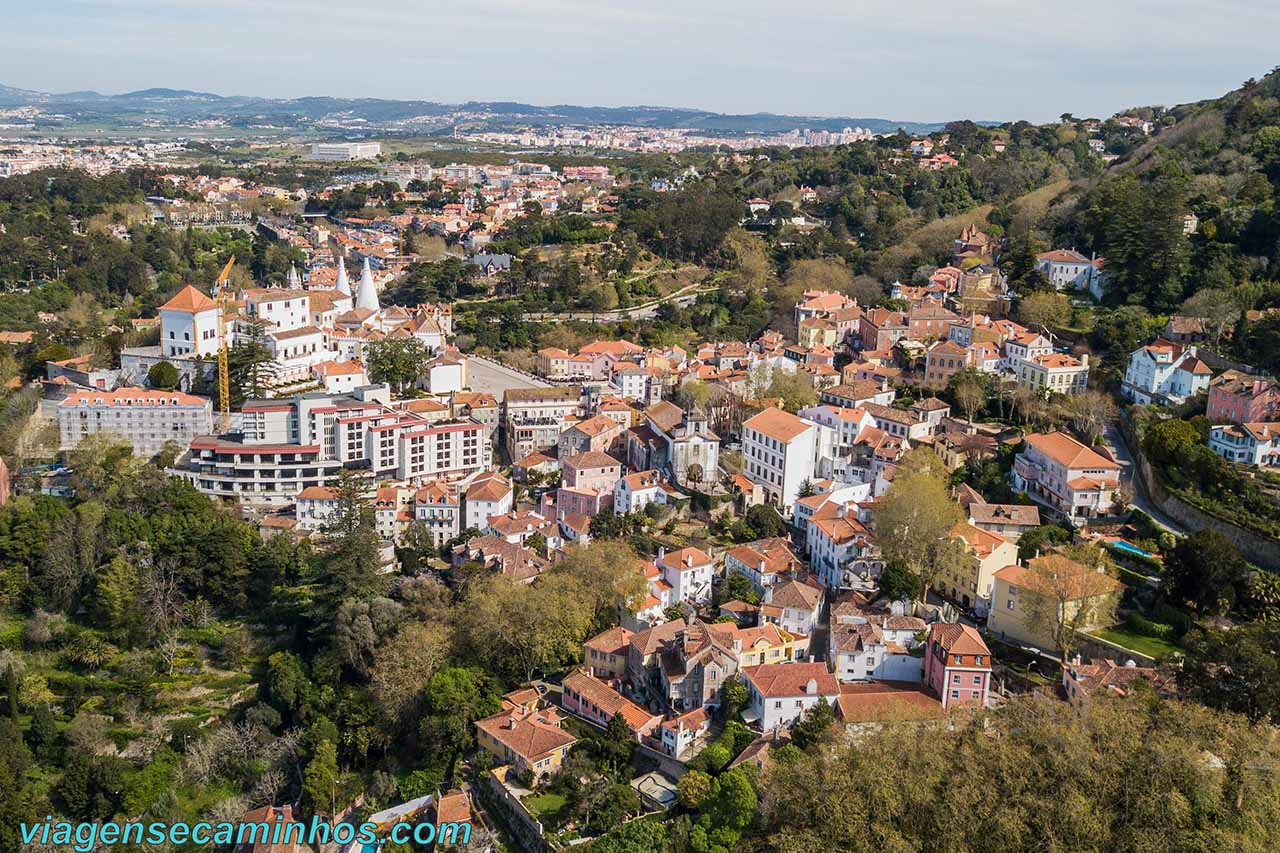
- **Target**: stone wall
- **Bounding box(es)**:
[1131,444,1280,570]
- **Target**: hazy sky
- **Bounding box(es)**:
[4,0,1278,123]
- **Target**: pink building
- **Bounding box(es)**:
[1207,375,1280,424]
[923,623,991,710]
[561,451,622,494]
[561,668,662,739]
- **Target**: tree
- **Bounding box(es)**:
[333,596,403,675]
[147,360,180,390]
[3,665,17,719]
[790,698,836,750]
[1016,524,1071,561]
[722,573,761,606]
[744,504,786,539]
[419,666,500,772]
[1180,288,1240,349]
[267,651,311,718]
[600,712,637,775]
[226,320,274,403]
[1017,550,1121,659]
[760,694,1280,851]
[314,471,385,614]
[369,621,450,726]
[871,451,968,601]
[765,369,818,412]
[719,675,750,721]
[877,559,920,602]
[1017,291,1072,331]
[28,703,59,760]
[1165,529,1250,615]
[1058,389,1117,443]
[1181,622,1280,723]
[948,367,989,424]
[366,337,430,396]
[678,769,713,809]
[1143,418,1200,466]
[303,739,340,818]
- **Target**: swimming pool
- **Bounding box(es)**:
[1109,539,1154,559]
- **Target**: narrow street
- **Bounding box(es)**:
[1102,422,1186,535]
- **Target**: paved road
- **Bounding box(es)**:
[467,355,551,398]
[1102,422,1186,534]
[524,284,717,324]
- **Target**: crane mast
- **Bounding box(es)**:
[213,256,236,433]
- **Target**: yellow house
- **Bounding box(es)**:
[475,698,576,782]
[797,317,840,349]
[708,622,809,668]
[940,522,1019,612]
[582,626,634,680]
[988,555,1123,652]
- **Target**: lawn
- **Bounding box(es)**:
[1090,626,1181,660]
[522,791,568,824]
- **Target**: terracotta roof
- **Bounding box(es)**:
[834,681,943,722]
[994,554,1124,597]
[744,406,812,443]
[1023,432,1120,470]
[584,626,634,656]
[743,662,839,698]
[435,789,471,826]
[60,386,208,407]
[562,668,658,731]
[928,622,991,657]
[475,707,576,762]
[466,472,511,502]
[969,502,1040,527]
[562,450,621,470]
[160,285,218,313]
[659,547,713,571]
[297,486,336,500]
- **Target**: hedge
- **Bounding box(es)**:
[1125,611,1174,640]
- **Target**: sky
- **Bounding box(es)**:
[3,0,1278,123]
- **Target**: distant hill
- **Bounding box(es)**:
[0,82,959,135]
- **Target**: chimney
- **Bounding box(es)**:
[685,553,694,568]
[657,546,666,563]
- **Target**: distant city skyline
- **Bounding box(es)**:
[3,1,1277,124]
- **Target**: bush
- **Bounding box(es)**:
[147,360,181,390]
[1126,611,1173,640]
[1153,601,1195,636]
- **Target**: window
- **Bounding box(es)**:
[951,690,959,699]
[973,675,982,685]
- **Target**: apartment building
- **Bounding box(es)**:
[58,387,212,457]
[741,406,833,507]
[503,386,582,461]
[177,386,486,505]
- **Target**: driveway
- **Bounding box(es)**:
[1102,422,1186,535]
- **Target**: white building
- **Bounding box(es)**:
[1036,249,1102,291]
[742,662,840,730]
[160,285,223,358]
[1121,341,1212,405]
[463,471,514,531]
[741,406,834,508]
[310,142,382,161]
[58,387,212,458]
[1209,422,1280,468]
[177,385,487,506]
[1018,352,1090,396]
[657,546,715,605]
[828,603,926,684]
[615,469,679,515]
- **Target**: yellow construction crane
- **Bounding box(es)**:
[213,256,236,432]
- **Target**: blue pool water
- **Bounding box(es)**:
[1110,540,1153,559]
